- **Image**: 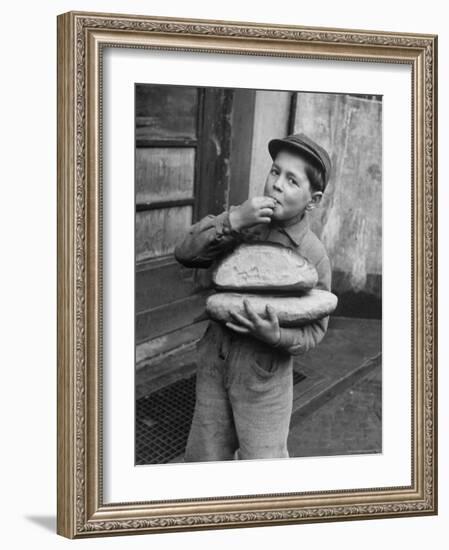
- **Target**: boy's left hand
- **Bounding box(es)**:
[226,299,281,347]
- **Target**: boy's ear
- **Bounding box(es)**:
[306,191,323,211]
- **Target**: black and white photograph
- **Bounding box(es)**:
[52,6,437,540]
[134,83,382,465]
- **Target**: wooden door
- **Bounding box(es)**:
[135,84,233,360]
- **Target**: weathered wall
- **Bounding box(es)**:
[294,93,382,315]
[249,91,382,317]
[248,90,291,197]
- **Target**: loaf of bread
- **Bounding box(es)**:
[212,243,318,292]
[206,289,338,327]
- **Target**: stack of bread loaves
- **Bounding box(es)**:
[206,243,338,327]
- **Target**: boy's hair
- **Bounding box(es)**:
[280,146,326,193]
[303,155,326,193]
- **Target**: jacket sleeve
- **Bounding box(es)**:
[174,208,242,268]
[272,254,332,356]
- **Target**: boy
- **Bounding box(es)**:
[174,133,332,462]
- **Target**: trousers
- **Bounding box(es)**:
[184,321,293,462]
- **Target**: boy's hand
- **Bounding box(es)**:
[226,300,281,347]
[228,197,276,231]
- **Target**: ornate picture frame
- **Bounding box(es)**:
[57,10,437,538]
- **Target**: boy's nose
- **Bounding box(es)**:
[273,177,284,192]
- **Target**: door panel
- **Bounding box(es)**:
[136,293,211,344]
[136,260,196,312]
[136,85,198,141]
[136,148,195,203]
[136,206,193,262]
[135,84,234,352]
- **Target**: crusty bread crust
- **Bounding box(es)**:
[206,289,338,327]
[213,243,318,292]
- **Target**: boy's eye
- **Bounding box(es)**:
[288,177,298,186]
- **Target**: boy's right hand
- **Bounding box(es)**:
[228,197,276,231]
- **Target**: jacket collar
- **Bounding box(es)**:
[270,211,310,248]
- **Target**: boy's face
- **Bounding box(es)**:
[263,149,322,222]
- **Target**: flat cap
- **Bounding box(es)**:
[268,133,332,190]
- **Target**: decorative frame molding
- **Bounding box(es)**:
[57,11,437,538]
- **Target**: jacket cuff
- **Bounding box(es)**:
[215,208,241,239]
[272,328,303,355]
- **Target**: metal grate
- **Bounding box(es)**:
[136,369,306,465]
[136,374,197,465]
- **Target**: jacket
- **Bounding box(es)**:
[174,207,332,356]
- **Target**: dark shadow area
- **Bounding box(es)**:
[332,272,382,319]
[334,291,382,319]
[24,515,56,533]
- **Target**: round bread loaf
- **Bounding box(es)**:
[212,243,318,292]
[206,289,338,327]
